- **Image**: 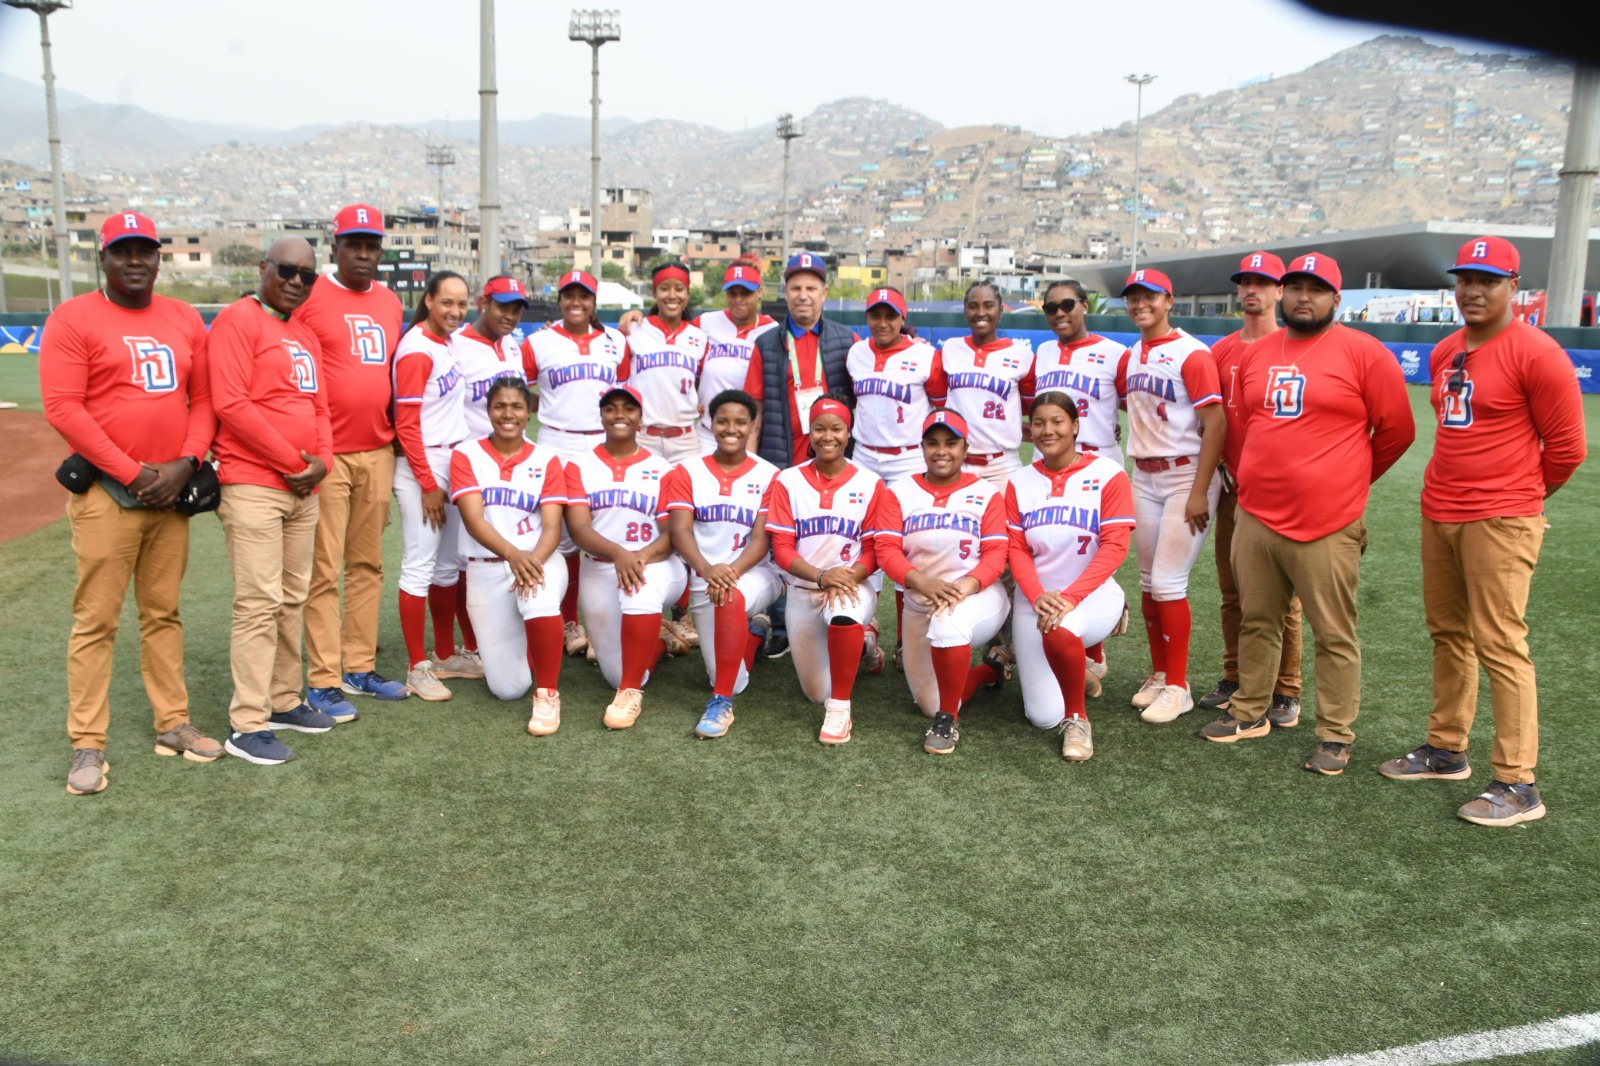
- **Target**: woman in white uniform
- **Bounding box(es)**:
[626,260,706,465]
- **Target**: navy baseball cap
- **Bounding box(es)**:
[784,252,827,281]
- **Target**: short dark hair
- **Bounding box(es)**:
[486,374,534,411]
[965,278,1001,305]
[708,388,758,421]
[1044,279,1087,303]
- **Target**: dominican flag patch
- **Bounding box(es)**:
[640,470,660,482]
[961,493,984,507]
[1157,351,1174,366]
[847,490,866,505]
[1084,350,1107,365]
[1083,478,1101,491]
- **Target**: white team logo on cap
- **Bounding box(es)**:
[356,208,370,224]
[1473,241,1489,259]
[1303,255,1318,271]
[123,213,140,230]
[1134,270,1146,281]
[1249,254,1262,268]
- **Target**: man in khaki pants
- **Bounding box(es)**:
[208,237,337,765]
[40,210,222,795]
[1379,236,1587,826]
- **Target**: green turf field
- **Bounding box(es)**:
[2,354,1597,1065]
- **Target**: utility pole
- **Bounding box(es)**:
[427,143,456,271]
[7,0,74,299]
[777,113,803,265]
[478,0,501,282]
[570,10,621,278]
[1125,73,1156,274]
[1548,65,1600,329]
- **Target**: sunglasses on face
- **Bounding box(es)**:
[1043,298,1078,316]
[1446,350,1467,395]
[266,259,318,287]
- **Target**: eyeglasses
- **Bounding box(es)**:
[266,259,318,287]
[1446,350,1468,395]
[1043,298,1078,316]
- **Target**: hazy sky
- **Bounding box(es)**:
[0,1,1501,137]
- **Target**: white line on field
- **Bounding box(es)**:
[1280,1011,1600,1066]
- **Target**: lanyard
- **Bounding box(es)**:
[786,327,824,389]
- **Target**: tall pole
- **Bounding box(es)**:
[1125,73,1155,274]
[1548,65,1600,329]
[777,113,803,265]
[7,1,74,298]
[478,0,501,282]
[570,11,620,278]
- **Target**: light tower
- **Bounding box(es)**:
[569,9,621,279]
[6,0,74,299]
[1124,73,1156,273]
[426,143,457,230]
[478,0,501,281]
[777,113,804,266]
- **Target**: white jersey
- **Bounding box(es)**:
[1030,335,1123,451]
[452,324,527,442]
[393,324,469,448]
[447,438,566,556]
[563,444,673,556]
[1004,456,1135,592]
[523,323,629,434]
[694,311,777,432]
[1116,328,1222,459]
[762,461,884,589]
[939,336,1035,454]
[876,472,1007,586]
[846,336,945,450]
[625,315,705,429]
[661,453,779,593]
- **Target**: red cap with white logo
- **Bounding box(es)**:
[1448,236,1519,278]
[1283,252,1342,291]
[99,210,158,250]
[333,204,384,237]
[1230,251,1285,284]
[865,287,908,317]
[558,270,598,296]
[1120,268,1173,297]
[921,409,970,440]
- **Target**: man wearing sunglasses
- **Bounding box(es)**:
[209,237,338,766]
[1378,236,1586,826]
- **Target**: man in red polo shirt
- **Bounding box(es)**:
[1379,236,1586,826]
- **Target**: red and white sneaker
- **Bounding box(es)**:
[819,698,853,745]
[861,624,885,675]
[527,689,561,736]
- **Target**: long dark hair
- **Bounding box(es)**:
[410,270,467,328]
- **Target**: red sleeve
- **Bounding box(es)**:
[763,480,799,570]
[1364,346,1416,483]
[209,313,305,475]
[1005,483,1046,604]
[1019,353,1038,407]
[660,465,695,511]
[1114,349,1131,397]
[447,448,479,502]
[394,349,433,403]
[541,456,567,504]
[393,403,437,493]
[312,344,334,471]
[520,336,538,380]
[180,313,217,460]
[564,460,590,508]
[872,490,913,586]
[1527,345,1588,487]
[925,350,948,406]
[39,307,143,484]
[969,491,1008,588]
[615,344,633,383]
[1181,349,1222,407]
[743,346,765,403]
[1063,471,1135,603]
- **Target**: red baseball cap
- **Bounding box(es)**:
[598,383,643,408]
[1448,236,1519,278]
[921,409,970,440]
[1231,251,1285,284]
[333,204,384,238]
[483,276,529,304]
[722,263,763,292]
[99,210,158,250]
[1282,252,1341,291]
[1120,268,1173,297]
[558,270,598,295]
[865,287,907,316]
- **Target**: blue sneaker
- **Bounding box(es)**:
[307,686,359,723]
[268,702,336,734]
[341,671,409,701]
[224,730,295,765]
[696,695,735,739]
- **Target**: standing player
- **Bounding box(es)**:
[664,389,785,739]
[762,397,885,744]
[295,204,408,720]
[1379,236,1586,824]
[1006,392,1134,761]
[875,410,1010,755]
[624,260,705,465]
[564,384,686,730]
[41,210,221,794]
[692,257,776,454]
[1199,252,1304,727]
[940,280,1035,487]
[1115,268,1225,725]
[449,375,568,735]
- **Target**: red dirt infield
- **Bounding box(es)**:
[1,411,68,542]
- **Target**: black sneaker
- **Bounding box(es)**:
[765,630,791,659]
[923,711,959,755]
[1305,741,1350,776]
[1267,694,1301,728]
[1378,742,1470,781]
[1198,678,1239,712]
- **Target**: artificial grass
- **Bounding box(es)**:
[1,389,1597,1066]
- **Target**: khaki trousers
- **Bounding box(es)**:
[65,483,193,749]
[1422,515,1544,784]
[1215,491,1304,695]
[1231,508,1367,743]
[218,484,319,733]
[304,446,395,687]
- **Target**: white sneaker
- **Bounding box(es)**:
[407,661,453,702]
[434,650,484,680]
[660,619,692,657]
[820,698,853,745]
[603,687,643,730]
[677,612,699,649]
[861,625,884,675]
[1140,684,1194,724]
[1130,671,1166,709]
[564,621,589,656]
[1061,716,1094,761]
[527,689,560,736]
[1085,658,1108,698]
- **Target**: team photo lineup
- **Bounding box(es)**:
[42,207,1587,830]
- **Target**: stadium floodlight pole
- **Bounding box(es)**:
[1547,65,1600,328]
[478,0,501,282]
[777,113,803,266]
[7,0,73,299]
[570,9,620,279]
[427,143,456,227]
[1125,73,1155,274]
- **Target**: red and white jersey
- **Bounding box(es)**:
[693,311,776,432]
[875,472,1007,587]
[394,324,469,448]
[622,315,705,429]
[564,444,674,555]
[1029,335,1123,451]
[522,324,628,434]
[939,336,1035,453]
[453,324,526,441]
[448,438,565,555]
[660,454,780,592]
[1005,456,1134,594]
[1115,329,1221,459]
[762,461,885,589]
[846,336,947,450]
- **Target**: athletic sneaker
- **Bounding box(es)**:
[406,661,452,702]
[603,687,644,730]
[1112,604,1131,636]
[527,689,561,736]
[1457,781,1546,827]
[1305,741,1351,776]
[923,711,959,755]
[66,748,108,795]
[696,694,735,738]
[893,643,905,673]
[1060,716,1094,762]
[306,686,360,723]
[1131,672,1167,709]
[1267,694,1302,729]
[153,722,224,762]
[341,671,408,700]
[1198,678,1238,712]
[765,629,791,659]
[224,730,294,766]
[1140,684,1194,724]
[677,613,700,649]
[564,621,589,656]
[1085,658,1107,698]
[982,645,1012,688]
[748,613,772,658]
[268,703,337,734]
[861,625,885,675]
[820,698,852,745]
[1198,712,1271,744]
[659,619,692,657]
[433,650,485,680]
[1378,742,1471,781]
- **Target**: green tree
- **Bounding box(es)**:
[541,259,572,281]
[601,261,627,283]
[216,243,260,267]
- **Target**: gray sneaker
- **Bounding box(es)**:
[407,661,453,702]
[1060,716,1093,761]
[1267,694,1301,728]
[1305,741,1351,776]
[1457,781,1546,827]
[1378,742,1470,781]
[66,748,108,796]
[433,650,484,680]
[923,711,959,755]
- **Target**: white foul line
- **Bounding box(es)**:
[1280,1011,1600,1066]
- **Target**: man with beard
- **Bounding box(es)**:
[1199,252,1414,776]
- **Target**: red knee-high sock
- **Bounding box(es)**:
[399,591,428,667]
[427,583,458,662]
[930,643,971,716]
[827,621,865,700]
[1141,591,1165,674]
[1156,597,1192,690]
[561,554,580,625]
[524,616,564,692]
[618,613,659,690]
[675,587,690,612]
[895,590,905,643]
[1086,641,1105,665]
[713,590,749,697]
[456,570,477,652]
[962,663,999,702]
[1042,627,1089,720]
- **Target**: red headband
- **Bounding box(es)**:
[809,397,852,431]
[654,265,690,288]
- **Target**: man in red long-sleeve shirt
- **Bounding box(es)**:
[40,211,222,795]
[1379,237,1587,827]
[1200,252,1415,776]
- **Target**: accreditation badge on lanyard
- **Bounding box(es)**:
[788,329,825,432]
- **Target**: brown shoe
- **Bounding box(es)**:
[154,722,224,763]
[1305,741,1351,776]
[66,748,108,795]
[1198,712,1269,744]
